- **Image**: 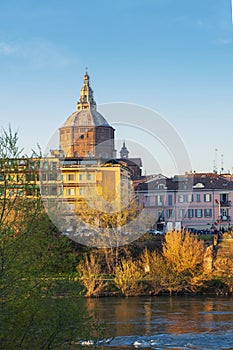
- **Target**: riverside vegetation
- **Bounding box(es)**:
[77,230,233,297]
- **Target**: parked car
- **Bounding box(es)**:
[149,229,164,236]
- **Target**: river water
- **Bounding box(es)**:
[86,296,233,349]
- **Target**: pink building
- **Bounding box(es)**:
[136,172,233,232]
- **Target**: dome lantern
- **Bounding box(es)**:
[76,69,97,111]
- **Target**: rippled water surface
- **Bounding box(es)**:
[86,296,233,349]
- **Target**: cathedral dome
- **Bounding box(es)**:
[63,109,110,127]
[59,71,115,159]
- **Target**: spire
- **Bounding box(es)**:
[120,140,129,159]
[76,69,97,111]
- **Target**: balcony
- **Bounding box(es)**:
[220,200,231,207]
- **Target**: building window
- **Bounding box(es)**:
[49,172,57,181]
[193,182,205,189]
[168,194,173,206]
[68,174,75,181]
[196,194,201,202]
[186,194,193,203]
[67,188,75,196]
[79,188,85,195]
[220,208,229,220]
[41,186,48,195]
[145,196,150,206]
[156,195,163,206]
[188,209,194,218]
[79,174,85,181]
[166,209,173,219]
[204,194,212,202]
[195,209,203,218]
[157,210,164,221]
[178,194,184,203]
[50,187,57,196]
[158,183,166,189]
[178,209,186,219]
[52,162,57,170]
[87,173,93,181]
[220,193,229,204]
[204,209,212,218]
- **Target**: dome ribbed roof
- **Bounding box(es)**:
[63,109,110,127]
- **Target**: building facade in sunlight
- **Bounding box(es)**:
[136,172,233,232]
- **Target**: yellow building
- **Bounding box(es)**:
[40,157,133,214]
[0,156,132,208]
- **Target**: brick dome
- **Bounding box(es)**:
[63,109,110,127]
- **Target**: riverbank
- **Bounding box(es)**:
[76,231,233,298]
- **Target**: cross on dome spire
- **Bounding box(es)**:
[76,69,96,111]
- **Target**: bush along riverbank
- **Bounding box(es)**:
[76,231,233,297]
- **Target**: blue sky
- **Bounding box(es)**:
[0,0,233,175]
